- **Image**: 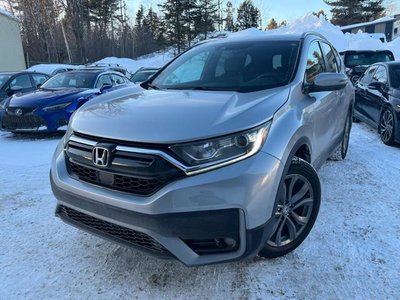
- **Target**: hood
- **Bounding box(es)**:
[7,88,91,108]
[71,86,290,144]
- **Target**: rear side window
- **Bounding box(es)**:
[111,74,126,85]
[372,66,388,83]
[32,74,49,86]
[96,75,112,88]
[320,42,339,73]
[360,66,377,85]
[305,42,325,84]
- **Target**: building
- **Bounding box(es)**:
[0,9,26,71]
[341,16,398,42]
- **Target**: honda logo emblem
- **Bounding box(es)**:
[93,146,110,167]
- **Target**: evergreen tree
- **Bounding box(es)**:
[224,1,234,31]
[266,18,278,30]
[235,0,260,31]
[364,0,385,20]
[194,0,218,39]
[159,0,195,53]
[325,0,385,26]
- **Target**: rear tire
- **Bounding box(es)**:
[258,158,321,259]
[379,108,396,146]
[329,111,352,161]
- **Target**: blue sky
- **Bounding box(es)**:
[125,0,332,25]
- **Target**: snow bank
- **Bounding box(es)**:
[95,51,174,74]
[227,14,400,59]
[0,7,18,20]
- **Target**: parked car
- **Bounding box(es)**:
[51,67,79,76]
[342,50,395,84]
[354,62,400,145]
[51,32,353,266]
[0,70,131,133]
[130,67,159,83]
[0,71,50,102]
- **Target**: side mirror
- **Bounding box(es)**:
[6,86,22,96]
[306,73,348,93]
[37,83,42,88]
[100,83,112,93]
[368,81,388,92]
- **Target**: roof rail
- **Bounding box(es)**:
[301,31,328,40]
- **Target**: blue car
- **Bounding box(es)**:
[0,70,131,132]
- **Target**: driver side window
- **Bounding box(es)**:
[305,42,325,85]
[96,75,112,88]
[9,74,33,89]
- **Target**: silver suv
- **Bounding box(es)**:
[51,32,353,266]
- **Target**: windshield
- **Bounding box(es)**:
[389,65,400,89]
[151,40,300,93]
[344,51,394,67]
[41,72,97,89]
[0,74,12,89]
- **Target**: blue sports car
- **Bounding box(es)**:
[0,70,131,133]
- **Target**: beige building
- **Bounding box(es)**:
[0,9,25,71]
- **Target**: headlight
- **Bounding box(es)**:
[170,122,271,171]
[43,102,72,111]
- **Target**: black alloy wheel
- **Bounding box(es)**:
[380,109,396,146]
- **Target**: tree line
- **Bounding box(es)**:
[0,0,387,66]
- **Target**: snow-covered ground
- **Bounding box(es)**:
[0,123,399,299]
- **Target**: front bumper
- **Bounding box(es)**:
[0,109,71,132]
[51,140,284,266]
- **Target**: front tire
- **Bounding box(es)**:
[379,108,396,146]
[258,158,321,259]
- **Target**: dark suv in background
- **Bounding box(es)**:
[342,50,395,84]
[0,71,50,102]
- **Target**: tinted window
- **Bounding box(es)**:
[389,65,400,88]
[360,66,377,85]
[131,71,156,82]
[372,66,387,83]
[96,75,113,88]
[32,74,49,86]
[305,42,325,84]
[320,42,339,73]
[151,41,300,92]
[41,72,96,89]
[9,74,33,89]
[0,74,12,89]
[344,51,394,67]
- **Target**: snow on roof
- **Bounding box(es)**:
[0,7,19,21]
[341,16,395,30]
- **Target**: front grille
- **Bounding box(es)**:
[58,205,170,255]
[65,135,185,196]
[69,161,169,195]
[1,114,45,130]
